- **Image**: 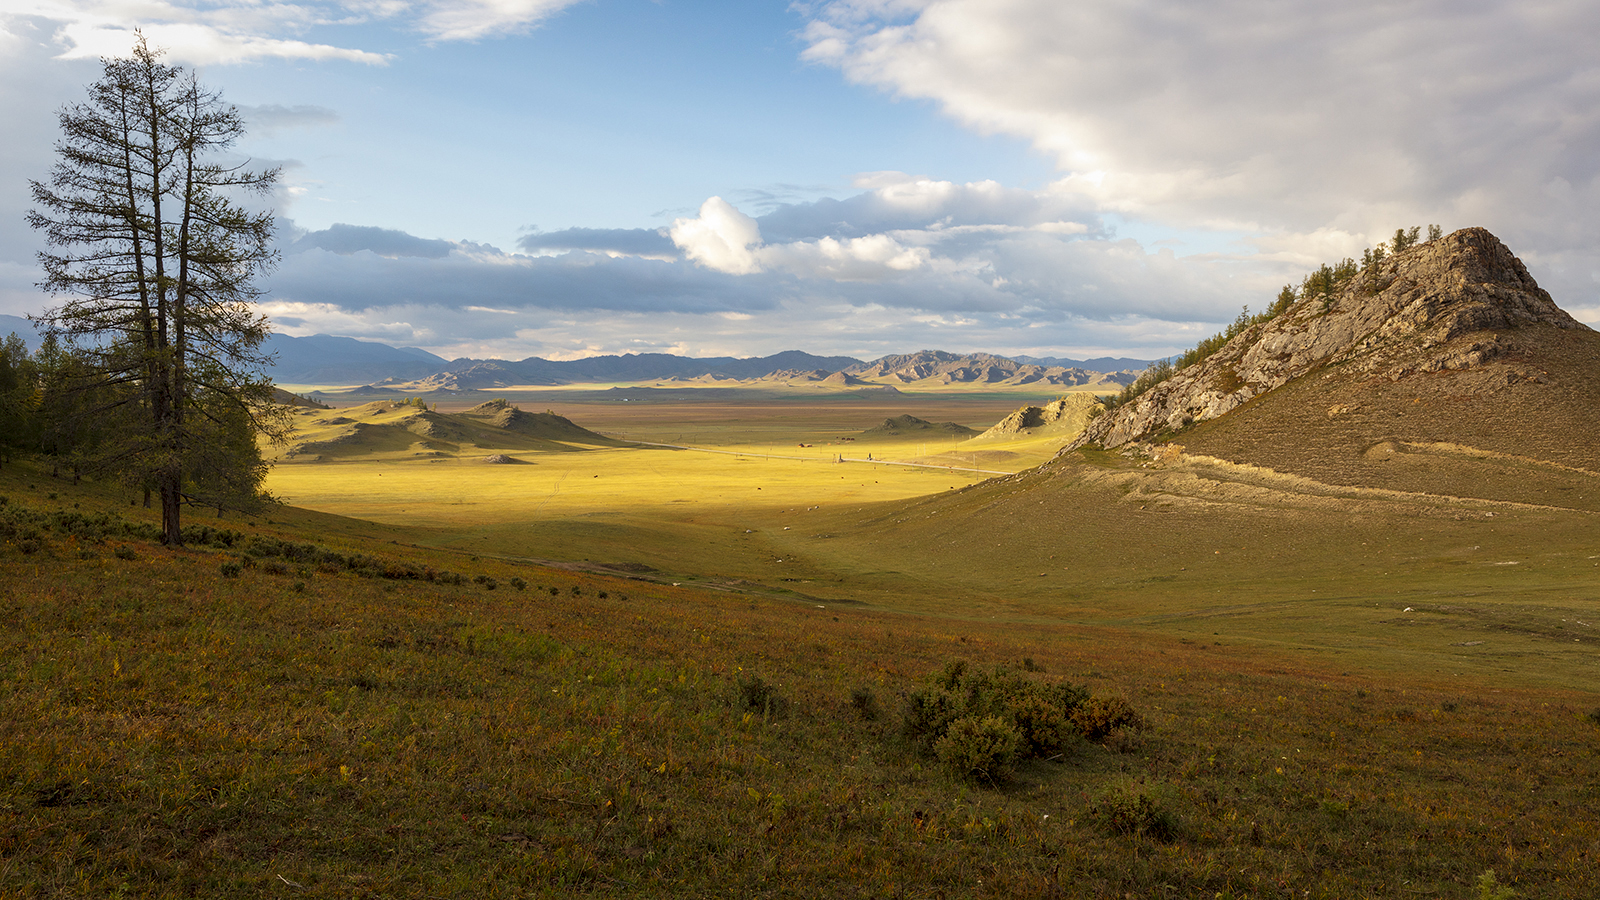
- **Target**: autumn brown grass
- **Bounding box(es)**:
[3,458,1596,897]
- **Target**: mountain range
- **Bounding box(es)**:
[2,314,1146,390]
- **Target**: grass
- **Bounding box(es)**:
[265,390,1600,689]
[7,374,1599,896]
[4,464,1598,896]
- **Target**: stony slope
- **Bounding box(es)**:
[1070,228,1586,451]
[975,394,1103,441]
[1042,227,1600,509]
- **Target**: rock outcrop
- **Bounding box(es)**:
[976,394,1103,441]
[1069,228,1583,450]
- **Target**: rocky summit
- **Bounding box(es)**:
[1070,227,1586,451]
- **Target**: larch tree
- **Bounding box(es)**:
[27,34,290,544]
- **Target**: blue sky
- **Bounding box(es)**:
[2,1,1597,362]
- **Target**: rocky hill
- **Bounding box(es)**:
[1070,228,1587,452]
[975,394,1103,441]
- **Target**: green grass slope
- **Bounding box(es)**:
[3,459,1597,897]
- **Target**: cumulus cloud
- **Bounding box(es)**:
[757,234,930,281]
[666,179,1115,287]
[669,194,935,281]
[801,0,1600,308]
[669,197,764,275]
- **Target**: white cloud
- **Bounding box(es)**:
[802,0,1600,309]
[669,197,764,275]
[52,21,391,65]
[757,233,930,281]
[2,0,588,66]
[416,0,586,41]
[670,178,1107,285]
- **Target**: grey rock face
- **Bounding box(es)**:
[1068,228,1582,450]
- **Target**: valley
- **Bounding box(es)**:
[5,230,1599,897]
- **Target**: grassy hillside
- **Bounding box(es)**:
[272,400,624,465]
[3,459,1597,897]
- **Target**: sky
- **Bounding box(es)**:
[1,1,1597,363]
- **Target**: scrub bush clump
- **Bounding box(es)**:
[902,661,1135,781]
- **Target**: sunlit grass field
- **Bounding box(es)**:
[265,388,1069,578]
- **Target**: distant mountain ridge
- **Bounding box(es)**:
[843,349,1132,388]
[264,334,449,384]
[4,313,1151,390]
[355,349,1144,393]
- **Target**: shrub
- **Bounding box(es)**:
[737,674,787,717]
[901,662,1110,780]
[1585,708,1600,728]
[219,561,241,578]
[934,715,1020,780]
[509,577,527,591]
[1071,695,1144,742]
[849,686,880,720]
[113,546,136,560]
[1089,783,1176,840]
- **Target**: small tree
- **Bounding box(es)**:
[1392,226,1421,253]
[1270,284,1296,316]
[28,35,289,543]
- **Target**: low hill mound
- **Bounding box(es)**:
[463,402,624,447]
[975,394,1102,441]
[273,387,330,409]
[280,399,619,460]
[860,414,980,439]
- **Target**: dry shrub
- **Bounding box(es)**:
[1071,695,1144,742]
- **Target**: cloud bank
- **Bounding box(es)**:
[802,0,1600,308]
[259,172,1273,360]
